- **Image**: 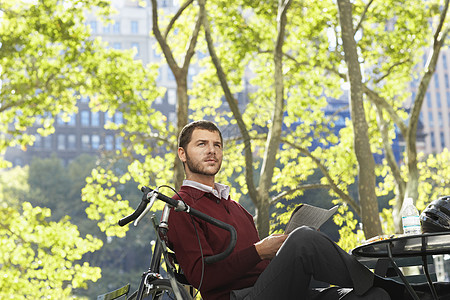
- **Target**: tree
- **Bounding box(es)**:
[0,166,102,299]
[334,0,449,232]
[1,0,159,296]
[196,0,450,239]
[83,0,450,246]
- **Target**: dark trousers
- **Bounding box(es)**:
[231,226,390,300]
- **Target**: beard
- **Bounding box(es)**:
[185,151,222,176]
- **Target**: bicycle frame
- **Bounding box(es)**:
[134,204,185,300]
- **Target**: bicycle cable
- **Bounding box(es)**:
[160,185,205,299]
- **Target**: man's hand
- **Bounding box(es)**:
[254,234,288,260]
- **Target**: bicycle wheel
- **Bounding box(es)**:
[128,279,192,300]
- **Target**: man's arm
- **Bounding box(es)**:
[167,206,265,291]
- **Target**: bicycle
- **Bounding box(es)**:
[97,185,237,300]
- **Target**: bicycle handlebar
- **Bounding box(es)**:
[118,186,237,264]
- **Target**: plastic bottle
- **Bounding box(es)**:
[401,197,422,235]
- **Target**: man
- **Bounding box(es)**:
[166,120,428,300]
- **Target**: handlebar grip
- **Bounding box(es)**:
[118,189,150,226]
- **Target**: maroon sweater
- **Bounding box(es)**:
[167,185,269,300]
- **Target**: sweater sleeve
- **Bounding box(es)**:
[167,200,264,292]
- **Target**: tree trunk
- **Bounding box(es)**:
[151,0,202,189]
[254,192,271,237]
[174,77,189,190]
[337,0,382,238]
[255,0,292,238]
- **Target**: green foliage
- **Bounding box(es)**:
[79,0,448,246]
[417,149,450,210]
[0,166,102,299]
[0,0,157,159]
[334,204,364,252]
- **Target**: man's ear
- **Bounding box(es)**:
[178,147,186,163]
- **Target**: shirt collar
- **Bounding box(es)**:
[182,179,230,200]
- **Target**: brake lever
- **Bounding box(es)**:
[134,188,159,227]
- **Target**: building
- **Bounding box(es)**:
[411,50,450,154]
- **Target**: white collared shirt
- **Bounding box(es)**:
[183,179,230,201]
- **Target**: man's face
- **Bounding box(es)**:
[180,129,223,178]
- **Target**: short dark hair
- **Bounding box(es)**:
[178,120,223,149]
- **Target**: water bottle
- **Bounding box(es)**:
[401,197,421,235]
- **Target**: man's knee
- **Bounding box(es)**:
[286,226,323,245]
[277,226,322,256]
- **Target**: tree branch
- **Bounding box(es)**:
[163,0,194,40]
[373,57,412,84]
[199,0,258,201]
[282,138,361,215]
[270,183,331,205]
[363,85,408,137]
[151,0,181,77]
[354,0,374,35]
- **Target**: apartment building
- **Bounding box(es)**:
[411,50,450,154]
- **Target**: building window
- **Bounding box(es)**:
[113,42,122,49]
[57,134,65,150]
[105,135,114,150]
[115,112,123,125]
[429,112,434,127]
[445,74,449,89]
[92,135,100,149]
[81,110,90,127]
[92,111,100,127]
[168,68,175,81]
[57,113,76,126]
[57,115,66,126]
[105,112,114,124]
[439,112,443,127]
[153,47,161,59]
[427,93,432,107]
[34,135,42,148]
[131,42,140,57]
[435,73,439,89]
[431,132,436,148]
[80,95,90,103]
[437,93,441,108]
[103,23,111,33]
[115,136,123,150]
[131,21,139,34]
[440,132,445,149]
[113,21,121,33]
[43,135,52,149]
[169,112,176,123]
[67,113,76,126]
[89,21,97,33]
[81,135,90,150]
[168,89,176,105]
[155,97,163,105]
[68,134,76,149]
[443,53,448,70]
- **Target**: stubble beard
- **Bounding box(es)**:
[185,152,221,176]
